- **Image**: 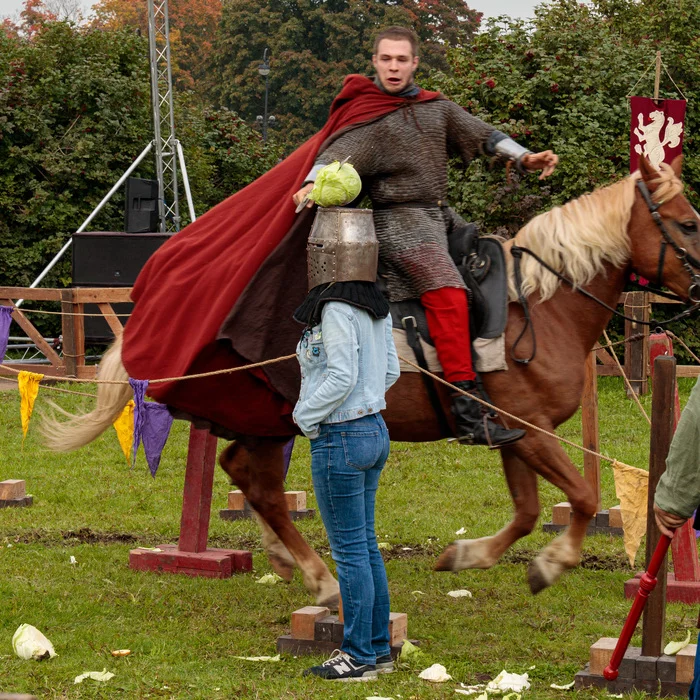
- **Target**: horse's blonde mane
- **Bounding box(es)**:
[507,163,683,301]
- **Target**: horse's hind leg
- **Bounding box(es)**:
[219,439,339,608]
[511,434,597,594]
[435,449,540,571]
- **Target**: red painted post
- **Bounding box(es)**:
[179,426,218,553]
[129,426,252,577]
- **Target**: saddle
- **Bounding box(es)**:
[387,221,509,346]
[384,221,509,435]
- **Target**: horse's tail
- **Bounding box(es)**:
[41,334,132,452]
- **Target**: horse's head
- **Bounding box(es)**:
[628,155,700,303]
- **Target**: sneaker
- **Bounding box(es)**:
[303,649,377,681]
[376,653,394,674]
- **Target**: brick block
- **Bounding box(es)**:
[227,490,246,510]
[589,637,618,676]
[285,491,307,511]
[291,606,330,640]
[0,480,25,500]
[657,654,677,682]
[389,612,408,645]
[595,510,610,528]
[676,644,696,683]
[618,646,640,679]
[552,502,572,526]
[314,615,339,642]
[609,505,623,529]
[635,655,657,680]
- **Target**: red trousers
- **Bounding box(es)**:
[420,287,475,382]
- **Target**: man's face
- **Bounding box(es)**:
[372,38,419,94]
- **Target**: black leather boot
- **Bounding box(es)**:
[451,380,526,447]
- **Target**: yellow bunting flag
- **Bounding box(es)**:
[17,371,44,444]
[113,400,135,465]
[612,460,649,566]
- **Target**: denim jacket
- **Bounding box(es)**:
[293,301,400,439]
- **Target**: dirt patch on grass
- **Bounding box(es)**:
[502,548,631,572]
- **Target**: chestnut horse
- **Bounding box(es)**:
[42,156,700,606]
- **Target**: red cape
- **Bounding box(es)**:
[122,75,442,437]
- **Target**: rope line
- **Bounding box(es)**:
[602,330,651,425]
[397,354,636,466]
[0,353,297,386]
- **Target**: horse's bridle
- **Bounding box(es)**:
[509,180,700,364]
[635,179,700,304]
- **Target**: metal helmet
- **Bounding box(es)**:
[307,207,378,290]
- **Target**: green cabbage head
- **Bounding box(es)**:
[310,161,362,207]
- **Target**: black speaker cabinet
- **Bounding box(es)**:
[125,177,159,233]
[72,232,171,341]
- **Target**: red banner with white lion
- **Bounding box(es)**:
[630,97,686,173]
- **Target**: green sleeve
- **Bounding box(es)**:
[654,377,700,518]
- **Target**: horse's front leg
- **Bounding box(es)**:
[510,433,597,593]
[435,449,540,571]
[219,439,340,608]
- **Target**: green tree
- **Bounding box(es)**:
[0,14,281,296]
[209,0,480,148]
[424,0,699,236]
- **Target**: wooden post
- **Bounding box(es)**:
[60,288,85,378]
[582,350,601,512]
[654,51,662,103]
[641,356,676,657]
[624,292,650,396]
[129,429,252,577]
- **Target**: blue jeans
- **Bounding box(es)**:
[310,413,391,665]
[690,629,700,699]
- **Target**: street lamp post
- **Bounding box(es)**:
[258,48,270,143]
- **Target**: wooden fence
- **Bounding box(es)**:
[0,287,131,379]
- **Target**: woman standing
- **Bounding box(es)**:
[293,208,400,682]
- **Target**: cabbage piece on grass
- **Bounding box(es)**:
[12,624,57,661]
[310,161,362,207]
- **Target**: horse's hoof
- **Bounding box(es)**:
[527,560,551,595]
[434,543,457,571]
[268,554,294,582]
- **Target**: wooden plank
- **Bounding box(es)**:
[597,366,623,377]
[60,289,84,377]
[582,351,601,511]
[641,356,676,658]
[4,305,63,368]
[73,288,133,303]
[0,287,63,301]
[677,366,700,378]
[96,302,124,336]
[595,346,617,366]
[0,364,67,379]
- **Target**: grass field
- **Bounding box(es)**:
[0,377,697,699]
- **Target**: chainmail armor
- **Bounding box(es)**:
[315,100,497,301]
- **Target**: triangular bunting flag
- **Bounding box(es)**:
[612,460,649,566]
[141,403,174,477]
[113,400,135,465]
[282,437,295,480]
[129,378,148,467]
[18,370,44,444]
[0,306,13,362]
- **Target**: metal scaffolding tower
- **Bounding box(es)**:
[148,0,179,232]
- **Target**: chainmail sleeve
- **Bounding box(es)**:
[444,101,497,165]
[309,123,382,181]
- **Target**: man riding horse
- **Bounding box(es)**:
[294,26,559,447]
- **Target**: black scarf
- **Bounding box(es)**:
[293,281,390,328]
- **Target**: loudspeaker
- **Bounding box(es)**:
[72,232,171,341]
[125,177,159,233]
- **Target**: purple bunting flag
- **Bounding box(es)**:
[282,437,295,480]
[129,378,148,467]
[0,306,14,362]
[142,402,174,477]
[128,378,173,477]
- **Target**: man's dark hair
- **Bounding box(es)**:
[373,26,419,57]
